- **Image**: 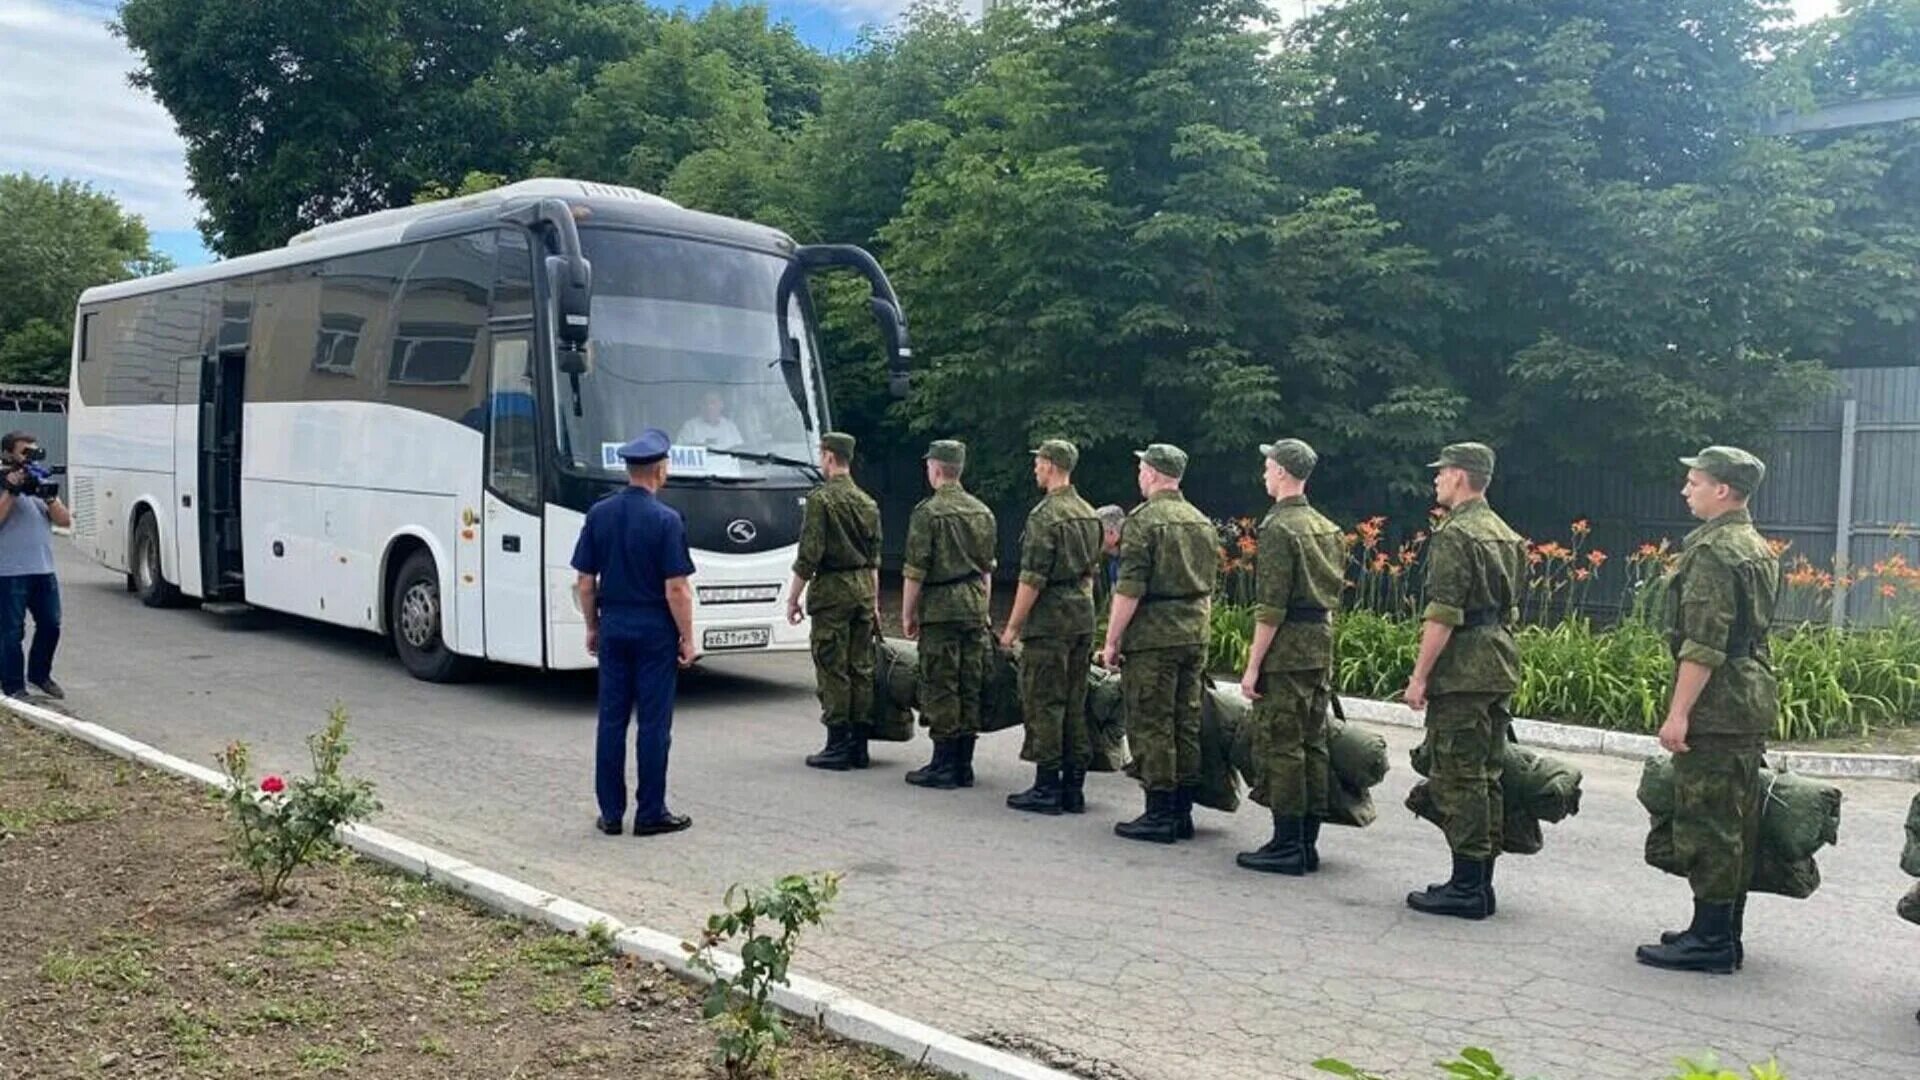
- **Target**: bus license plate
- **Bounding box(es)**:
[704,627,770,651]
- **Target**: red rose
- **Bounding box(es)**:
[260,775,286,794]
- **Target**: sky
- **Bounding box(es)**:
[0,0,1843,268]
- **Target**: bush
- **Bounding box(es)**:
[686,872,842,1077]
[215,706,380,902]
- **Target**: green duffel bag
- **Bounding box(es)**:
[1639,758,1842,864]
[878,637,919,713]
[1194,679,1244,813]
[869,634,917,742]
[1326,780,1377,829]
[1640,759,1831,899]
[1330,717,1390,793]
[978,643,1025,734]
[1900,881,1920,925]
[1751,853,1821,900]
[1758,770,1842,862]
[1403,781,1547,856]
[1085,667,1129,773]
[1900,792,1920,878]
[1506,745,1583,824]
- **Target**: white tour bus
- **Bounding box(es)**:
[67,179,912,680]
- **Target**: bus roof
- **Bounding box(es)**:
[78,179,798,306]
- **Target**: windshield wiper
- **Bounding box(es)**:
[706,447,824,481]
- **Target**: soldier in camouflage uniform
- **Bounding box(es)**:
[789,432,884,772]
[1000,439,1105,816]
[901,439,997,791]
[1236,439,1345,876]
[1637,446,1779,975]
[1402,443,1526,920]
[1100,444,1218,844]
[1093,505,1126,616]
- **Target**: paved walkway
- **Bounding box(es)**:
[38,549,1920,1079]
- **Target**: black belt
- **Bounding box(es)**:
[1283,606,1331,624]
[1142,593,1209,604]
[1462,608,1504,628]
[926,571,984,588]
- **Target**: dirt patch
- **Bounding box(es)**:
[0,716,930,1079]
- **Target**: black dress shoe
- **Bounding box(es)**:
[632,813,693,836]
[30,679,64,701]
[595,817,624,836]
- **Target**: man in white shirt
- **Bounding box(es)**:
[676,391,744,449]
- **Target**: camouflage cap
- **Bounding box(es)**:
[1260,438,1318,480]
[820,431,856,462]
[924,439,967,467]
[1133,443,1189,479]
[1030,438,1079,472]
[1427,442,1496,478]
[1681,445,1766,495]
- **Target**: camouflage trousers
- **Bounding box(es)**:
[1247,668,1330,818]
[1123,644,1205,793]
[1419,692,1510,859]
[1019,634,1093,769]
[809,604,875,729]
[919,622,988,740]
[1672,734,1766,903]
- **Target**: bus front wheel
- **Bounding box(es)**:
[389,549,477,683]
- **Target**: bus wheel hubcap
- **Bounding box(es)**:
[400,581,438,650]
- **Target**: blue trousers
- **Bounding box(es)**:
[0,573,59,696]
[595,625,679,825]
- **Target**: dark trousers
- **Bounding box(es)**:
[595,625,679,825]
[0,573,59,696]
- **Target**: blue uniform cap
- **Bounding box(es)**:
[619,428,672,464]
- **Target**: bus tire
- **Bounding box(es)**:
[389,548,477,683]
[130,512,183,609]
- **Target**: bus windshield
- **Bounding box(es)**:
[557,230,823,484]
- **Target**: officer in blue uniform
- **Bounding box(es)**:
[571,428,699,837]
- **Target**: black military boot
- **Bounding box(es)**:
[1424,854,1495,913]
[804,725,855,771]
[1006,766,1064,815]
[1406,856,1494,920]
[1663,895,1745,969]
[954,736,978,788]
[1236,815,1309,875]
[1114,790,1180,844]
[905,740,960,789]
[1636,901,1738,974]
[1060,765,1087,814]
[848,725,872,770]
[1174,784,1198,840]
[1301,817,1323,873]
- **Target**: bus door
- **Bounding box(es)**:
[198,347,247,601]
[481,328,544,665]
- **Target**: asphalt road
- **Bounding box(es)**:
[32,546,1920,1080]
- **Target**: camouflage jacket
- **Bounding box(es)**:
[904,482,997,626]
[1666,508,1780,737]
[1254,495,1345,673]
[1115,490,1217,651]
[792,474,881,613]
[1016,485,1103,641]
[1423,498,1526,695]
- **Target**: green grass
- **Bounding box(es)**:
[1214,603,1920,740]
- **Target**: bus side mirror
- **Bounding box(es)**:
[794,245,912,399]
[868,297,911,399]
[546,254,593,359]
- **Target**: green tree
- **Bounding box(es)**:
[1292,0,1834,499]
[0,175,159,386]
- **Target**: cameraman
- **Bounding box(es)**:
[0,433,70,700]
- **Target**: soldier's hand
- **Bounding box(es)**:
[1659,711,1691,754]
[786,597,804,626]
[998,626,1018,650]
[1239,671,1261,701]
[1097,645,1121,670]
[1402,675,1428,711]
[902,614,919,640]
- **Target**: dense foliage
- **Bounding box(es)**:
[106,0,1920,509]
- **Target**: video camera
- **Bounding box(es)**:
[4,445,56,501]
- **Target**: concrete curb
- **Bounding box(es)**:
[1336,694,1920,782]
[1,695,1074,1080]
